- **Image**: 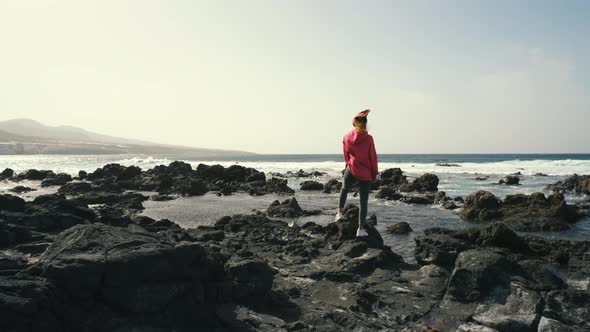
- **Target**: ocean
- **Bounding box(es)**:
[1,153,589,261]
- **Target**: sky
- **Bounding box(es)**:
[1,0,589,154]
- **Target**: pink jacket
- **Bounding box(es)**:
[342,129,378,181]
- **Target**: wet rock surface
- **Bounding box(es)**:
[48,162,296,199]
[546,174,590,195]
[374,168,439,193]
[0,184,589,332]
[460,190,585,231]
[299,180,324,191]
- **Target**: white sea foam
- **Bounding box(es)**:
[1,155,589,177]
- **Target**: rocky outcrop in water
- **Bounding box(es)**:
[265,197,321,218]
[61,162,295,198]
[322,179,342,194]
[375,168,439,193]
[498,175,520,185]
[460,190,584,231]
[299,180,324,191]
[546,174,590,195]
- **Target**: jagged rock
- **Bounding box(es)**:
[266,198,320,218]
[543,290,590,329]
[299,180,324,191]
[454,196,464,203]
[472,283,542,331]
[386,222,413,234]
[377,168,406,187]
[41,173,73,187]
[249,178,294,196]
[322,179,342,193]
[446,249,515,302]
[461,190,502,220]
[460,191,583,230]
[414,230,473,267]
[546,174,590,195]
[399,173,439,192]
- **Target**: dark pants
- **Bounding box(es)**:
[338,168,372,227]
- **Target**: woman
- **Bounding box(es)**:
[335,109,378,237]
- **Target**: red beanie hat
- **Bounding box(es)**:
[352,109,370,125]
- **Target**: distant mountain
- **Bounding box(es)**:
[0,118,254,156]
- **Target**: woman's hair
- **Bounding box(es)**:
[353,116,368,132]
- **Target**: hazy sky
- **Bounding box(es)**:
[1,1,589,154]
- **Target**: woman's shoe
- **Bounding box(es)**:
[356,228,368,237]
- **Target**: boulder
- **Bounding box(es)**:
[377,168,406,187]
[300,180,324,191]
[0,194,26,212]
[399,173,439,192]
[461,190,503,221]
[446,249,515,302]
[386,222,413,234]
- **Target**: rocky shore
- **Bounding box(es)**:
[1,162,589,331]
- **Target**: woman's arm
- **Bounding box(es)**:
[369,139,378,181]
[343,139,350,167]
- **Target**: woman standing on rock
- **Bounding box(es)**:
[335,109,379,237]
